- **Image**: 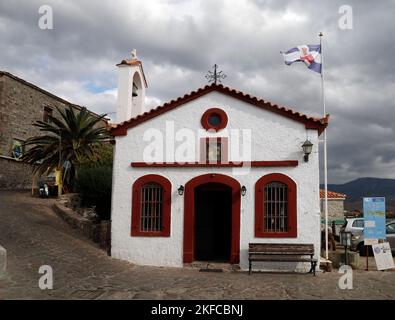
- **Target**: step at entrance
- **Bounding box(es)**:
[184,261,240,273]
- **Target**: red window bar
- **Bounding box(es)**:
[140,183,163,232]
[264,182,288,233]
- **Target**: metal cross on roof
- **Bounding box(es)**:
[205,64,227,84]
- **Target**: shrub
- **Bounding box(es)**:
[76,145,113,220]
[77,165,112,220]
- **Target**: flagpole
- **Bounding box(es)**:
[319,32,329,260]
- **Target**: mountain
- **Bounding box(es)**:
[326,177,395,202]
[322,177,395,214]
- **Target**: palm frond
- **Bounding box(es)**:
[21,105,110,182]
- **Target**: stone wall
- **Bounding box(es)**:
[0,157,34,190]
[0,72,106,190]
[0,74,69,157]
[320,198,345,220]
[0,73,69,190]
[52,201,111,254]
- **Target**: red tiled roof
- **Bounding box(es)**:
[320,189,347,199]
[110,83,329,136]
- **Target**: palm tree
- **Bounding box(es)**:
[21,106,110,191]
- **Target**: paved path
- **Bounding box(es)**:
[0,191,394,300]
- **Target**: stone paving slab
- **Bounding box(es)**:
[0,191,394,300]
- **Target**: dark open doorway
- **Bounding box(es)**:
[194,183,232,262]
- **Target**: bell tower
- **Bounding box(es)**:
[116,49,148,123]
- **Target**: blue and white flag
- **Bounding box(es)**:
[281,45,322,73]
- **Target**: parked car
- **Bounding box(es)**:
[350,221,395,256]
[340,218,364,234]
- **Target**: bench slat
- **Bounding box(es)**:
[249,251,313,255]
[249,255,316,262]
[249,243,313,247]
[249,243,314,255]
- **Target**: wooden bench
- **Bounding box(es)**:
[248,243,317,276]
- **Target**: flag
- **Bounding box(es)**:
[281,45,322,73]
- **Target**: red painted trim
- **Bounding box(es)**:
[183,174,241,264]
[110,84,328,136]
[131,174,172,237]
[131,160,298,167]
[201,108,228,132]
[251,161,298,167]
[255,173,297,238]
[132,162,241,167]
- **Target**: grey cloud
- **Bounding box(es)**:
[1,0,395,183]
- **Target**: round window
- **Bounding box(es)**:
[201,108,228,131]
[208,114,221,126]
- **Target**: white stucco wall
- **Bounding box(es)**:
[117,65,146,123]
[111,91,321,271]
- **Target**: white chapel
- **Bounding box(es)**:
[110,51,329,271]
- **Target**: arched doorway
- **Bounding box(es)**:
[183,174,241,264]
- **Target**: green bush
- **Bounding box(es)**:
[78,144,113,168]
[77,165,112,220]
[76,144,113,220]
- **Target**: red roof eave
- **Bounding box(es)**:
[110,83,329,137]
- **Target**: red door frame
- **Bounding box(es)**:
[183,173,241,264]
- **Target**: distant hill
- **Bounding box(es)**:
[325,177,395,202]
[322,177,395,215]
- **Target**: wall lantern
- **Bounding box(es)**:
[178,185,185,196]
[241,185,247,196]
[132,83,139,97]
[302,139,313,162]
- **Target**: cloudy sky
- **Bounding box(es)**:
[1,0,395,184]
